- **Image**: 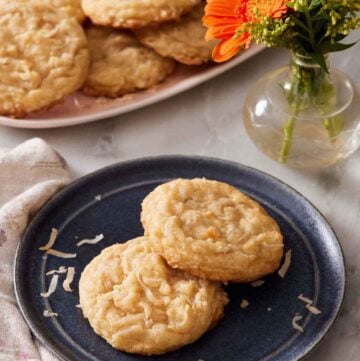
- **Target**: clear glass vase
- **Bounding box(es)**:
[244,52,360,168]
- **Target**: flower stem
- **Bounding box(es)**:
[278,115,297,163]
[322,114,344,141]
[304,7,316,49]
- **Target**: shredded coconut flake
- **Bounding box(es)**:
[46,266,67,276]
[240,299,250,309]
[136,272,164,306]
[292,314,304,332]
[73,97,86,109]
[76,234,104,247]
[297,294,313,305]
[43,310,58,317]
[40,275,59,298]
[73,97,80,108]
[95,195,102,201]
[305,304,322,315]
[63,267,75,292]
[39,228,58,251]
[267,307,272,311]
[250,280,265,287]
[46,249,77,258]
[278,250,292,278]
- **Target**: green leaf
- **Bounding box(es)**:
[312,11,328,21]
[334,34,348,42]
[290,14,309,33]
[309,52,329,73]
[320,41,358,53]
[309,0,322,10]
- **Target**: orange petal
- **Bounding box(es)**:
[203,14,238,28]
[212,34,250,62]
[272,5,288,17]
[204,18,238,41]
[205,0,240,17]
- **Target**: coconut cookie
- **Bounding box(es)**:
[83,26,174,98]
[79,237,228,355]
[135,5,216,65]
[39,0,86,23]
[141,178,284,282]
[81,0,201,29]
[0,0,89,118]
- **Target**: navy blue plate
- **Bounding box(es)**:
[14,156,345,361]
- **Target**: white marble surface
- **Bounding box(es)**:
[1,42,359,360]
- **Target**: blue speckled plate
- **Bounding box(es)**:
[14,156,345,361]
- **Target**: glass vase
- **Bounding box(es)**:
[244,52,360,168]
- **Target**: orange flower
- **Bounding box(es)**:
[203,0,288,62]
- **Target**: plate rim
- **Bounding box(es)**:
[0,46,264,129]
[14,155,346,361]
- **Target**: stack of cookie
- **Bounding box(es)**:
[0,0,215,118]
[79,178,284,355]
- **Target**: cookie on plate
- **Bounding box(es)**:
[135,5,216,65]
[83,26,174,98]
[0,0,89,118]
[81,0,201,28]
[141,178,284,282]
[79,237,228,355]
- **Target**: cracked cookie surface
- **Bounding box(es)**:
[83,26,174,97]
[39,0,86,23]
[141,178,284,282]
[135,5,216,65]
[0,0,89,117]
[79,237,228,355]
[81,0,201,28]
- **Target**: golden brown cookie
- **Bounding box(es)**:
[38,0,86,23]
[141,178,284,282]
[81,0,201,28]
[0,0,89,118]
[79,237,228,355]
[83,26,174,98]
[135,5,216,65]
